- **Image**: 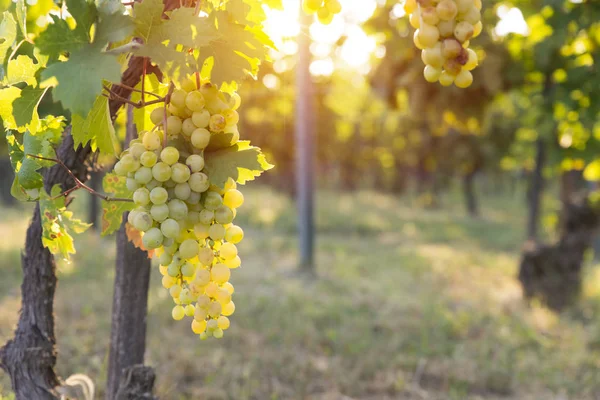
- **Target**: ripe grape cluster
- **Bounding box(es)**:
[113,77,245,339]
[405,0,482,88]
[302,0,342,25]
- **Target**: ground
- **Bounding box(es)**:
[1,186,600,400]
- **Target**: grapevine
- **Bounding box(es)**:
[113,77,248,339]
[405,0,482,88]
[302,0,342,24]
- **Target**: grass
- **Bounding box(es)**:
[1,186,600,399]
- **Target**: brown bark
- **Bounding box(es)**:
[115,365,158,400]
[106,105,153,400]
[0,56,150,399]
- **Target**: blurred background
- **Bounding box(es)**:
[2,0,600,399]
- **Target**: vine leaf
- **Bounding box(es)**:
[72,95,118,155]
[5,55,42,87]
[12,86,49,133]
[204,140,273,189]
[15,0,27,38]
[42,47,121,116]
[40,184,92,260]
[101,173,135,236]
[0,86,22,130]
[0,12,17,65]
[125,223,154,258]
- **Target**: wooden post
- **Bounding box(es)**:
[295,8,315,272]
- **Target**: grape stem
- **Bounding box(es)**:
[26,154,135,203]
[102,85,165,108]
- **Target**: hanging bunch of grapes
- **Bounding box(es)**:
[302,0,342,24]
[405,0,482,88]
[113,77,249,339]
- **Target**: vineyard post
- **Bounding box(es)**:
[295,6,316,272]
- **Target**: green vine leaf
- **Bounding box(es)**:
[15,0,27,38]
[40,184,92,260]
[5,55,42,87]
[204,140,273,189]
[72,95,118,155]
[12,86,49,133]
[42,47,121,116]
[101,173,135,236]
[0,12,17,65]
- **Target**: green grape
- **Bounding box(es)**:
[439,71,455,86]
[214,205,234,224]
[208,301,222,318]
[152,162,172,182]
[167,262,180,277]
[171,163,191,183]
[222,301,235,316]
[166,116,183,137]
[422,43,444,69]
[140,151,158,167]
[146,179,160,191]
[192,110,211,128]
[133,188,150,206]
[210,264,231,285]
[169,284,182,298]
[172,305,185,321]
[191,128,211,149]
[187,211,200,224]
[209,114,226,132]
[222,109,239,127]
[149,187,168,205]
[208,224,225,241]
[181,77,197,92]
[199,209,215,225]
[186,155,205,172]
[168,199,188,220]
[223,189,244,209]
[192,319,207,334]
[206,318,218,331]
[181,262,196,277]
[195,269,211,286]
[114,161,127,176]
[187,191,201,205]
[225,225,244,244]
[129,143,146,159]
[161,218,181,239]
[222,282,234,295]
[159,251,173,266]
[134,167,153,185]
[194,306,208,322]
[421,7,439,25]
[127,210,140,225]
[436,0,457,20]
[189,172,210,193]
[142,131,162,151]
[204,191,223,211]
[454,69,473,88]
[463,6,481,25]
[185,304,195,317]
[198,247,214,266]
[133,212,153,232]
[151,204,170,222]
[120,154,140,173]
[215,288,231,305]
[194,223,210,240]
[179,239,199,259]
[217,315,230,330]
[180,288,192,304]
[224,255,241,270]
[424,65,442,83]
[170,89,187,109]
[181,118,196,137]
[162,275,175,289]
[174,182,191,200]
[142,227,163,249]
[150,108,165,125]
[160,146,180,165]
[185,91,206,111]
[219,242,237,260]
[126,178,140,192]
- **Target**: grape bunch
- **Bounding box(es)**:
[302,0,342,25]
[405,0,482,88]
[113,77,246,339]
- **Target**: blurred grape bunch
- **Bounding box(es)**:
[302,0,342,25]
[405,0,483,87]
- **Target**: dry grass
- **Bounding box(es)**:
[1,187,600,400]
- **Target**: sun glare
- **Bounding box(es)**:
[495,6,529,37]
[264,0,379,76]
